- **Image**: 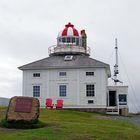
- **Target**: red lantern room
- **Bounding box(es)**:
[49,22,90,56]
[57,22,81,46]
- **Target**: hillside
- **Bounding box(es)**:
[0,107,140,140]
[0,98,9,106]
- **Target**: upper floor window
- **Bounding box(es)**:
[33,86,40,97]
[86,72,94,76]
[59,85,67,97]
[59,72,66,76]
[86,84,95,97]
[33,73,40,77]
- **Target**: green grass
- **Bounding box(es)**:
[0,107,140,140]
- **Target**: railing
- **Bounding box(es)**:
[48,44,90,55]
[106,106,119,115]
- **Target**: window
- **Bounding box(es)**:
[62,37,66,43]
[67,37,70,43]
[59,85,66,97]
[59,72,66,76]
[72,37,75,43]
[86,84,95,96]
[33,86,40,97]
[33,73,40,77]
[119,94,127,105]
[58,38,61,42]
[76,38,79,45]
[88,100,94,104]
[86,72,94,76]
[64,55,73,61]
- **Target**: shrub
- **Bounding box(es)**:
[0,119,46,129]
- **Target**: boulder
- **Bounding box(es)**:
[6,96,40,122]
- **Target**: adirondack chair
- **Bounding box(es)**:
[46,98,53,109]
[56,99,63,109]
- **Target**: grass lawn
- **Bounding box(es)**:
[0,107,140,140]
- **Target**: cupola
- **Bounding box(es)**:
[48,22,90,56]
[57,22,80,46]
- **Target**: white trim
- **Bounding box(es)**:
[63,106,107,109]
[77,69,80,105]
[47,71,50,97]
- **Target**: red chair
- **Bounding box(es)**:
[46,98,53,109]
[56,99,63,109]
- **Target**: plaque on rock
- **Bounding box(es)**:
[6,96,40,122]
[15,98,33,113]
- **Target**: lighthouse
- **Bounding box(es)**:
[19,23,128,115]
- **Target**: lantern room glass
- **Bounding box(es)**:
[57,37,81,46]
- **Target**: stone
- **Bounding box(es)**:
[6,96,40,122]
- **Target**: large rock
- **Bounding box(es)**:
[6,96,40,122]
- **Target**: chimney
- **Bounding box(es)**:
[80,30,87,50]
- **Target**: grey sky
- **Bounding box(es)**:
[0,0,140,112]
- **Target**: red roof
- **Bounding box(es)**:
[59,22,79,37]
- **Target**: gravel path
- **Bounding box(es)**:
[110,115,140,128]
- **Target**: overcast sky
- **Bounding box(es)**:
[0,0,140,112]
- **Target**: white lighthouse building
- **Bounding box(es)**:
[19,23,128,115]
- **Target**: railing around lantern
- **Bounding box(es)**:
[48,44,90,56]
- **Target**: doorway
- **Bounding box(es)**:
[109,91,116,106]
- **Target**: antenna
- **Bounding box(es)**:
[112,38,123,85]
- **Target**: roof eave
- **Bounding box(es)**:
[18,66,110,71]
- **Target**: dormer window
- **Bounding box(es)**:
[64,55,73,61]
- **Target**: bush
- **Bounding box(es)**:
[0,119,46,129]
